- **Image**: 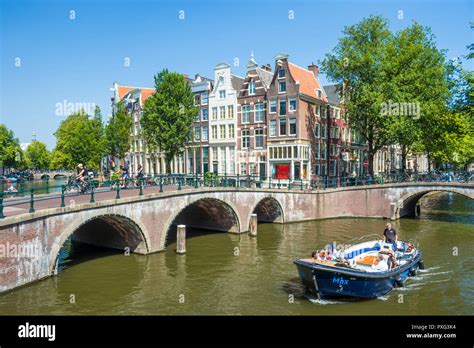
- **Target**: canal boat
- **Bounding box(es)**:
[294,240,423,299]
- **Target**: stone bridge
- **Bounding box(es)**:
[0,182,472,293]
[33,171,74,180]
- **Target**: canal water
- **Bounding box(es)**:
[0,192,472,315]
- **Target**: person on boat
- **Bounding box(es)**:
[383,223,398,249]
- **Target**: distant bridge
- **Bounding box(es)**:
[0,182,472,293]
[33,171,74,180]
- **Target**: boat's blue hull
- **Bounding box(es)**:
[294,252,422,299]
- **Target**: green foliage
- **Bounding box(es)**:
[0,124,22,170]
[105,101,133,160]
[25,141,51,170]
[321,15,471,172]
[141,69,199,173]
[320,15,394,174]
[384,22,449,169]
[51,109,105,170]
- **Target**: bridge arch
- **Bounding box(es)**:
[250,196,285,225]
[162,197,241,248]
[48,213,151,274]
[394,187,473,219]
[40,174,50,180]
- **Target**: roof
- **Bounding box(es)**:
[231,74,244,92]
[288,63,327,102]
[323,84,342,106]
[256,68,274,90]
[118,85,155,104]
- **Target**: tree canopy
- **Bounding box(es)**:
[105,101,133,161]
[141,69,199,172]
[0,124,22,171]
[51,110,105,170]
[25,141,51,170]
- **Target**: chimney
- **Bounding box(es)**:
[308,63,319,77]
[261,64,272,72]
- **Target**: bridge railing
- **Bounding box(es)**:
[0,171,472,220]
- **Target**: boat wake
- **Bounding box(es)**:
[304,294,344,305]
[418,266,440,273]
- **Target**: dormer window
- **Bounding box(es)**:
[278,69,286,79]
[317,89,322,98]
[219,90,226,99]
[249,81,256,95]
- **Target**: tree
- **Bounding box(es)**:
[51,110,105,170]
[105,101,133,161]
[25,141,51,170]
[141,69,199,173]
[0,124,22,172]
[320,15,394,175]
[385,22,449,171]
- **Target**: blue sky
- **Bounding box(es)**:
[1,0,472,148]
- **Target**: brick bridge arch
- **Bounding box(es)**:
[162,197,242,249]
[394,187,474,219]
[48,212,151,274]
[250,196,285,225]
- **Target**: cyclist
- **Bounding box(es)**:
[135,164,144,185]
[76,164,86,184]
[120,165,129,188]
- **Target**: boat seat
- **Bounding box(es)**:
[356,255,380,266]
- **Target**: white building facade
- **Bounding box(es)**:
[208,63,244,175]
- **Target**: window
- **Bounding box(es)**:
[341,128,346,141]
[279,99,286,116]
[211,125,217,139]
[194,95,201,105]
[219,106,226,119]
[242,105,251,123]
[279,81,286,93]
[289,118,297,135]
[228,124,235,138]
[202,108,208,120]
[242,129,250,148]
[240,163,247,175]
[289,97,297,112]
[250,163,256,175]
[315,164,320,175]
[314,124,320,138]
[330,144,336,156]
[315,142,320,159]
[220,125,226,139]
[219,90,226,99]
[255,104,264,122]
[322,125,326,139]
[278,68,286,78]
[195,111,200,122]
[269,99,277,113]
[134,112,139,122]
[255,128,264,148]
[194,126,201,141]
[227,105,234,119]
[321,143,327,160]
[317,90,322,98]
[279,118,286,135]
[270,120,277,136]
[202,126,208,141]
[249,81,256,95]
[320,105,326,118]
[202,93,209,105]
[315,105,320,116]
[330,127,335,139]
[212,107,217,120]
